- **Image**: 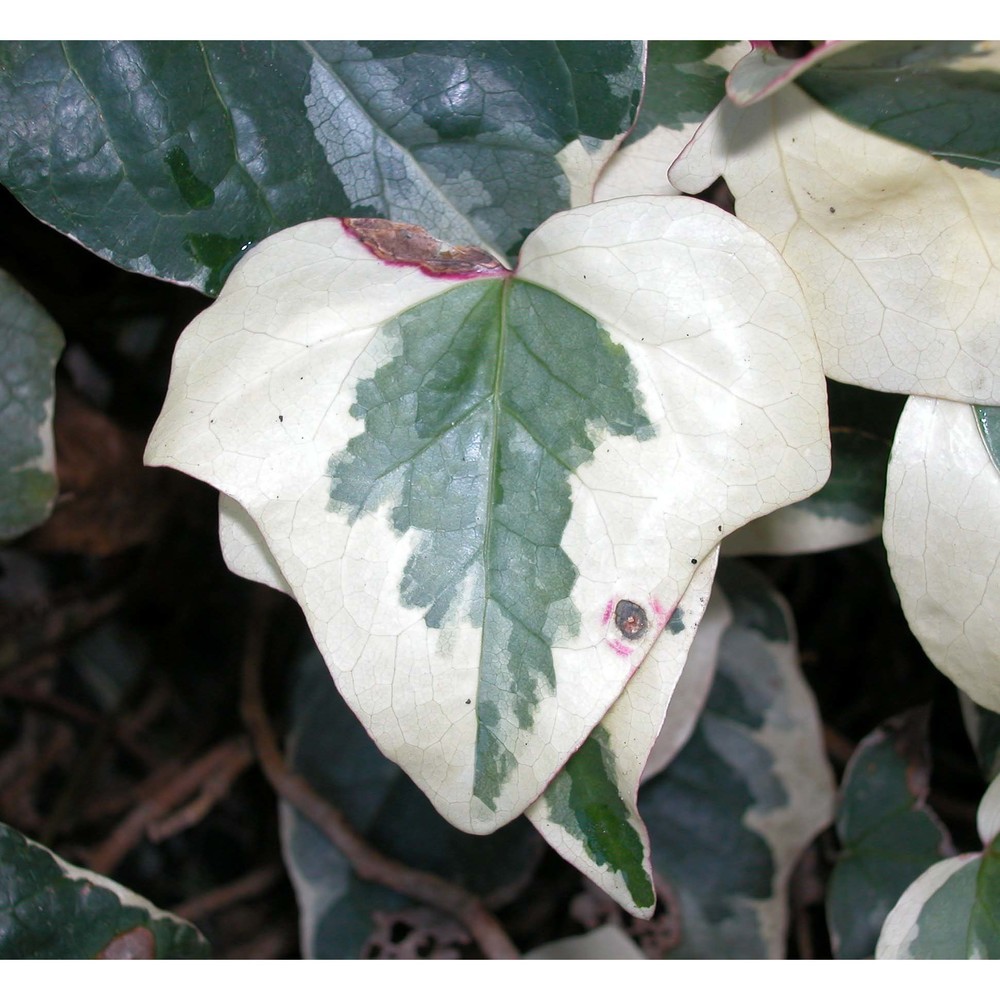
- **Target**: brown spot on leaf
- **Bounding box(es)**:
[614,600,648,641]
[96,925,156,959]
[342,218,507,278]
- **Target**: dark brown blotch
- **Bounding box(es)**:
[614,600,648,641]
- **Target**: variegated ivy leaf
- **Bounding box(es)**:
[639,560,835,958]
[798,41,1000,173]
[0,269,63,541]
[525,550,719,917]
[883,397,1000,712]
[279,640,541,959]
[724,427,891,556]
[0,41,643,292]
[876,774,1000,960]
[145,196,829,834]
[670,85,1000,404]
[0,822,208,959]
[826,709,955,959]
[641,577,731,783]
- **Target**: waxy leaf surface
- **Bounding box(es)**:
[884,397,1000,712]
[671,85,1000,404]
[592,42,746,204]
[146,197,828,834]
[0,41,642,292]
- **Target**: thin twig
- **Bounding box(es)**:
[148,740,254,841]
[240,589,520,960]
[173,864,285,923]
[83,736,253,873]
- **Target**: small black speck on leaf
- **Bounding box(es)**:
[829,206,836,214]
[278,414,284,422]
[691,558,697,565]
[465,699,471,705]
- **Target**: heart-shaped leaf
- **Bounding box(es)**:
[0,41,643,292]
[671,85,1000,405]
[146,196,829,834]
[883,396,1000,712]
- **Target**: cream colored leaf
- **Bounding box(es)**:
[884,396,1000,711]
[671,86,1000,404]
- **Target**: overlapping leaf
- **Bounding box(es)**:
[876,773,1000,959]
[883,397,1000,712]
[592,41,747,203]
[826,710,955,959]
[726,381,901,556]
[797,41,1000,172]
[0,41,643,292]
[280,641,541,959]
[639,560,835,958]
[146,196,828,835]
[671,84,1000,404]
[525,551,720,917]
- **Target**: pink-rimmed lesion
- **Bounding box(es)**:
[341,218,509,280]
[602,595,673,658]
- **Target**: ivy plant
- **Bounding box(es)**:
[1,39,999,957]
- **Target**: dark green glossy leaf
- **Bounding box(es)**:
[827,709,954,959]
[0,823,208,958]
[798,41,1000,172]
[0,269,62,541]
[0,41,642,293]
[639,560,834,958]
[281,641,542,959]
